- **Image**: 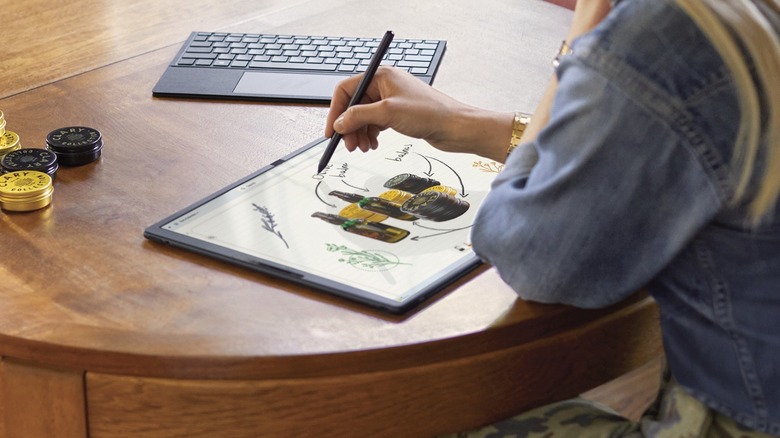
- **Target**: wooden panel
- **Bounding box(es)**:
[0,359,87,438]
[86,298,661,437]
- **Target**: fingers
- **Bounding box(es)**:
[325,73,365,139]
[341,125,380,152]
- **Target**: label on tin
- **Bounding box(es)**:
[0,131,20,150]
[0,171,51,194]
[46,126,101,149]
[1,148,57,171]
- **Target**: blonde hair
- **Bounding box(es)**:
[674,0,780,224]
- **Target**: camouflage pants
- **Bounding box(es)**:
[443,365,775,438]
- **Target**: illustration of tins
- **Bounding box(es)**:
[383,173,439,194]
[338,203,387,222]
[1,148,59,180]
[329,190,417,221]
[420,185,458,197]
[0,170,54,212]
[377,189,413,205]
[401,190,469,222]
[311,212,409,243]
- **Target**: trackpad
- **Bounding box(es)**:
[234,72,351,100]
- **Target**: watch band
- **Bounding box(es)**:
[507,112,532,158]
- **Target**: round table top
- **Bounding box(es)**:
[0,0,600,381]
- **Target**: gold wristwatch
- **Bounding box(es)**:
[507,112,531,158]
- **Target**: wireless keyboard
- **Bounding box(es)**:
[153,31,447,103]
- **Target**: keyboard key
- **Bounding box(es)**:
[186,47,212,54]
[415,43,438,50]
[181,53,218,60]
[397,60,430,69]
[403,55,433,62]
[248,61,337,71]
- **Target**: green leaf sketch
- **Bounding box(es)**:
[252,203,289,248]
[325,244,407,271]
[472,160,503,173]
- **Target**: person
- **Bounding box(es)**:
[325,0,780,435]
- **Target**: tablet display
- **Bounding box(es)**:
[144,130,500,312]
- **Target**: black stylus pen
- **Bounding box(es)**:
[317,30,395,173]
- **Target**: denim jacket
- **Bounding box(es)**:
[471,0,780,433]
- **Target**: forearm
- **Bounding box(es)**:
[438,106,515,163]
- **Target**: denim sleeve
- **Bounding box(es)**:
[471,61,723,308]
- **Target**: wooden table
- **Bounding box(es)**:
[0,1,661,437]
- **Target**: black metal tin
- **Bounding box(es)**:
[45,127,103,166]
[1,148,59,180]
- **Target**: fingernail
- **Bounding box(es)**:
[333,115,344,132]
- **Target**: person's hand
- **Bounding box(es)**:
[325,67,514,162]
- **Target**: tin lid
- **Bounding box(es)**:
[46,127,102,153]
[378,189,413,204]
[0,170,54,212]
[421,185,458,196]
[0,131,21,155]
[1,148,59,174]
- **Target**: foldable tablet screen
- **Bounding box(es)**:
[144,130,499,312]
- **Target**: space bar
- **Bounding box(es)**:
[247,61,337,71]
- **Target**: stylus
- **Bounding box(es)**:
[317,30,395,174]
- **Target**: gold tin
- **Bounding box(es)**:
[0,170,54,212]
[421,185,458,196]
[378,189,413,204]
[0,131,21,157]
[339,203,387,222]
[0,118,6,137]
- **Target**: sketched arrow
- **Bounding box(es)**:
[410,223,473,241]
[341,180,369,192]
[415,153,435,177]
[415,153,468,197]
[315,181,337,207]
